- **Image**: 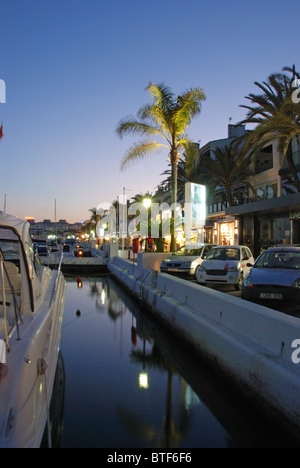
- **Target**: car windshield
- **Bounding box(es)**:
[206,248,240,261]
[255,250,300,269]
[172,246,202,257]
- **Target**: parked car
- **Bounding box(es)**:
[160,243,216,277]
[241,246,300,303]
[195,245,255,290]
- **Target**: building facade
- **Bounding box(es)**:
[205,124,300,257]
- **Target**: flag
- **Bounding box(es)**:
[0,124,3,140]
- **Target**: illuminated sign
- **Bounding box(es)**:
[185,182,206,228]
[289,212,300,220]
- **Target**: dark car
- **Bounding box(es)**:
[241,246,300,304]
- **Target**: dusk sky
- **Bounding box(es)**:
[0,0,299,223]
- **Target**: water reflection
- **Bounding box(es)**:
[41,352,66,448]
[59,276,298,448]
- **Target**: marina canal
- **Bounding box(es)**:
[54,275,298,448]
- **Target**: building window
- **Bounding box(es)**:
[243,218,254,248]
[260,217,291,248]
[220,222,235,245]
[254,144,273,174]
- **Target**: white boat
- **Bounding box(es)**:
[0,212,66,448]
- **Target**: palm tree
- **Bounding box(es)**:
[116,83,206,250]
[160,142,204,200]
[89,207,99,226]
[130,191,154,204]
[202,145,254,207]
[240,65,300,192]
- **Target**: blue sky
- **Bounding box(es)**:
[0,0,299,222]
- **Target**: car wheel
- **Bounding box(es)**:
[235,273,243,291]
[194,266,200,280]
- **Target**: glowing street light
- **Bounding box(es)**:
[143,198,152,209]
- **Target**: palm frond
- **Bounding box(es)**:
[145,82,175,114]
[116,117,161,138]
[120,140,164,170]
[174,88,206,132]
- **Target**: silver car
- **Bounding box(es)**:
[241,246,300,303]
[160,244,216,277]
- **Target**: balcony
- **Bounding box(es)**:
[208,197,258,215]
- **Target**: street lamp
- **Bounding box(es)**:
[143,198,152,209]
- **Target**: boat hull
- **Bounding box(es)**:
[0,272,66,448]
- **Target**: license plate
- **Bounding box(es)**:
[167,268,178,272]
[259,293,283,300]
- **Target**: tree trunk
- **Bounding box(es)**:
[286,145,300,192]
[170,158,178,252]
[225,185,234,207]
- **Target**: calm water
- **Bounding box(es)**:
[53,275,298,448]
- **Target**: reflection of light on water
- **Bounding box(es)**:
[101,289,106,305]
[139,371,149,389]
[185,385,201,412]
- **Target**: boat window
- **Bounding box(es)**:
[0,227,34,313]
[0,229,21,271]
[26,240,43,280]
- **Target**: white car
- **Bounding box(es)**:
[195,245,255,290]
[160,243,216,277]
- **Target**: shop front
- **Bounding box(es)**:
[206,217,240,247]
[225,193,300,258]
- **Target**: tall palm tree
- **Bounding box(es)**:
[89,207,99,225]
[116,83,206,250]
[160,142,204,200]
[240,65,300,192]
[202,145,254,207]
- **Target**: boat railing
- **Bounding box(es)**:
[0,253,22,351]
[50,251,64,306]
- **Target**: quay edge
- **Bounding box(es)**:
[107,245,300,443]
[41,255,108,275]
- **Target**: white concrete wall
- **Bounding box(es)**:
[108,254,300,436]
[135,252,170,278]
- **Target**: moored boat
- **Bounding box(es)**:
[0,212,66,448]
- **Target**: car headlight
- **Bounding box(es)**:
[199,266,206,271]
[291,278,300,289]
[243,274,253,288]
[228,266,238,272]
[181,261,191,268]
